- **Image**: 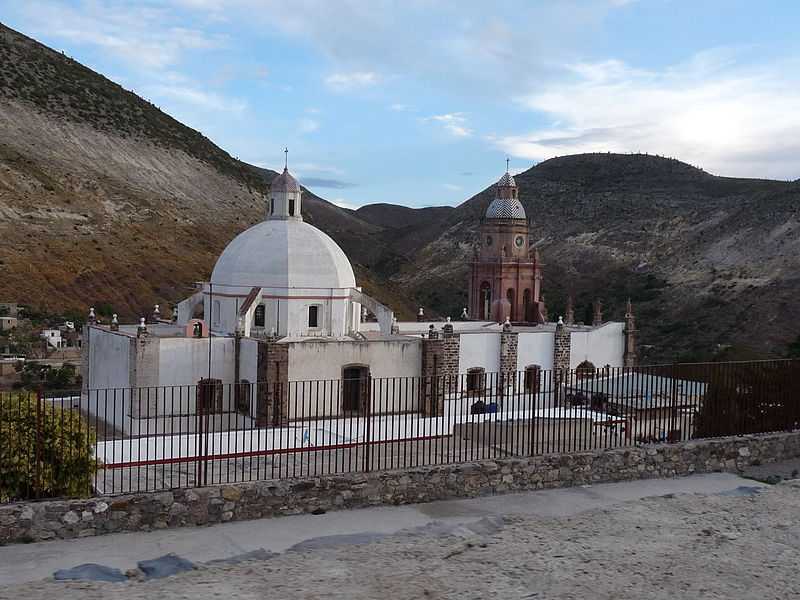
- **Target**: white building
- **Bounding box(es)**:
[82,163,633,435]
[41,328,63,349]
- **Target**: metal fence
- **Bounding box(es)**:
[1,359,799,502]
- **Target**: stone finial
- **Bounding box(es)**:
[417,307,425,322]
[110,314,119,332]
[391,316,400,335]
[428,324,439,339]
[151,304,161,323]
[557,315,564,326]
[137,317,148,337]
[442,316,454,337]
[361,307,368,323]
[88,307,96,325]
[592,299,603,327]
[502,316,512,332]
[626,297,634,318]
[539,294,549,323]
[460,307,468,320]
[565,295,575,325]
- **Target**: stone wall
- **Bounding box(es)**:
[2,431,799,546]
[420,333,460,416]
[256,340,289,426]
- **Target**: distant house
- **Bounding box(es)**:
[0,316,17,332]
[41,328,64,349]
[0,303,20,318]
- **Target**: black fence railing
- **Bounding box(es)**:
[1,359,799,502]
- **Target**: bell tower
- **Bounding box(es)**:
[467,165,545,324]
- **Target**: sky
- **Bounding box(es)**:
[2,0,799,208]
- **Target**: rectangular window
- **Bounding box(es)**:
[289,199,295,216]
[308,305,319,328]
[270,198,274,214]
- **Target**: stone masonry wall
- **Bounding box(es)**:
[2,431,799,546]
[256,340,289,426]
[420,334,460,415]
[499,331,518,391]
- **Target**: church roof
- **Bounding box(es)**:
[270,167,301,193]
[485,197,526,219]
[484,170,526,219]
[497,171,516,187]
[211,219,355,290]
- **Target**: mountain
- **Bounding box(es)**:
[2,23,799,361]
[0,22,418,321]
[399,153,800,361]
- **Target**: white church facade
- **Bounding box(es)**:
[81,160,636,435]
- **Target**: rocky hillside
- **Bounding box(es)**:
[400,153,800,361]
[0,22,417,320]
[1,23,799,361]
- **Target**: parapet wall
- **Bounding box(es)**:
[2,431,799,545]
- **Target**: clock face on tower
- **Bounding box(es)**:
[514,235,525,248]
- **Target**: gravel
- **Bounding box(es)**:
[3,481,799,599]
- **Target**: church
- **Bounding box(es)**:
[81,159,636,434]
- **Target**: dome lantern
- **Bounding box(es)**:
[267,148,303,221]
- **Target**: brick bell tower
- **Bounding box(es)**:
[468,163,546,324]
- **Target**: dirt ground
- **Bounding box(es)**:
[3,481,799,600]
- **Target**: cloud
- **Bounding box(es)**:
[389,103,411,112]
[146,84,246,113]
[443,183,462,191]
[425,113,472,138]
[298,117,320,134]
[294,162,344,176]
[300,177,357,189]
[324,71,379,92]
[491,50,800,179]
[17,1,225,71]
[330,198,363,210]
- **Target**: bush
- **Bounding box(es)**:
[0,393,98,502]
[694,361,800,438]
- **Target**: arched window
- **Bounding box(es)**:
[576,360,596,379]
[308,304,320,328]
[466,367,486,394]
[254,304,265,327]
[523,289,531,322]
[270,198,274,215]
[506,288,515,321]
[289,199,295,216]
[524,365,541,393]
[479,282,491,320]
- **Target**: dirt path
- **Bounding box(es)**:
[3,481,799,599]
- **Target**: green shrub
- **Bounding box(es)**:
[0,394,98,502]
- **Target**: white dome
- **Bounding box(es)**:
[211,219,356,289]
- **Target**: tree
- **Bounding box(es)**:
[0,393,98,501]
[694,361,800,438]
[788,335,800,358]
[15,363,80,391]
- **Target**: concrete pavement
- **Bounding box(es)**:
[0,472,763,586]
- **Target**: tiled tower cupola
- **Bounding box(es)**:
[467,165,546,324]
